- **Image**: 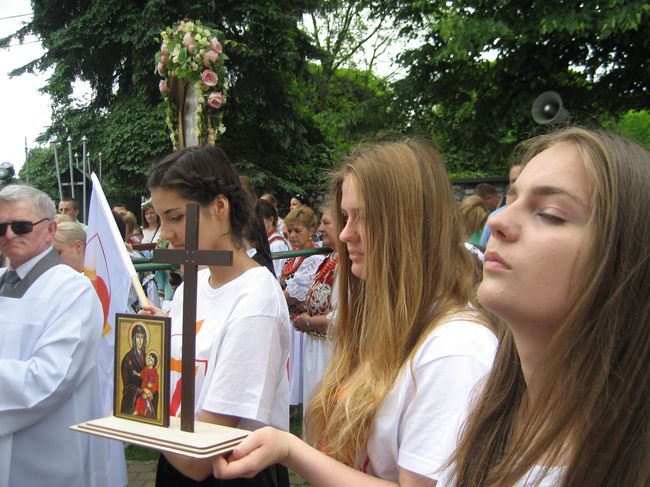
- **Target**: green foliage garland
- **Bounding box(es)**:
[155,20,229,148]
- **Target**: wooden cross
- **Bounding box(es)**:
[153,203,233,432]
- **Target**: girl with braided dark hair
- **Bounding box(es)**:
[140,146,291,487]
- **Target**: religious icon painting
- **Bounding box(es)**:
[114,313,171,427]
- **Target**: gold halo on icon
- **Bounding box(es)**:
[128,320,149,343]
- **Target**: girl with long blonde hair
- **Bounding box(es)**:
[213,139,498,486]
[443,127,650,486]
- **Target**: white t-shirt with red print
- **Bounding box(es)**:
[168,266,291,431]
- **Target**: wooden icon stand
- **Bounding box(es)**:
[72,416,247,458]
[72,204,249,457]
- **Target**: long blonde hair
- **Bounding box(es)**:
[449,127,650,486]
[305,139,484,466]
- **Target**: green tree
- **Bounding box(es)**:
[301,64,395,159]
[5,0,330,201]
[391,0,650,176]
[99,94,171,195]
[297,1,400,168]
[605,109,650,148]
[21,147,58,200]
[301,0,398,87]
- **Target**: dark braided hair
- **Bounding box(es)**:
[147,146,253,245]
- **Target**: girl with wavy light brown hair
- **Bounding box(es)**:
[140,201,161,244]
[212,139,498,486]
[442,127,650,486]
[459,194,488,246]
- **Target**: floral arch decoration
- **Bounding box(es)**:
[156,20,229,149]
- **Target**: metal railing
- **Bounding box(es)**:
[133,246,333,272]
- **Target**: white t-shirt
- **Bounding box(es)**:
[515,466,564,486]
[438,451,564,486]
[435,393,565,486]
[436,398,564,487]
[361,317,498,482]
[169,266,291,431]
[142,226,161,244]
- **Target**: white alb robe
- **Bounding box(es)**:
[0,263,114,487]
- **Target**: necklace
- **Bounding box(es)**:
[315,253,338,284]
[282,243,316,279]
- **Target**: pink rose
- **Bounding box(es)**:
[188,43,196,55]
[157,62,165,76]
[182,32,192,47]
[160,53,168,65]
[203,49,219,67]
[159,79,168,94]
[207,92,225,109]
[201,69,218,87]
[211,38,223,53]
[161,43,168,55]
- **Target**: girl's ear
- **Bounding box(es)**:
[209,194,229,218]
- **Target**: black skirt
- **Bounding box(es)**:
[155,453,290,487]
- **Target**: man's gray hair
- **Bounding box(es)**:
[0,184,56,220]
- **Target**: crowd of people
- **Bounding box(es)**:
[0,126,648,486]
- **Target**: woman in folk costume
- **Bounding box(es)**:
[213,139,498,486]
[280,206,325,407]
[140,145,291,487]
[291,199,339,407]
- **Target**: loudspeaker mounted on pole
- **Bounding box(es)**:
[531,91,569,124]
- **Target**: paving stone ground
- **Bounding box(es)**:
[127,460,157,487]
[126,460,310,486]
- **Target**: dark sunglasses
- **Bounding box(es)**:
[0,218,50,236]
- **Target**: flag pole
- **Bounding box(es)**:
[131,275,149,308]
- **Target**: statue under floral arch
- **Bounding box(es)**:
[155,20,228,149]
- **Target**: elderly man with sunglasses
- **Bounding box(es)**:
[0,184,117,486]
